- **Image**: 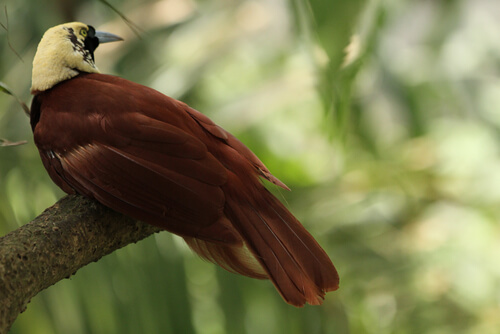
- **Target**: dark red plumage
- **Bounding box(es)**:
[31,73,339,306]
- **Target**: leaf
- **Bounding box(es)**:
[290,0,384,141]
[0,81,30,116]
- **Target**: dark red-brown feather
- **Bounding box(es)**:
[31,73,339,306]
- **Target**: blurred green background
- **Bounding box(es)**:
[1,0,500,333]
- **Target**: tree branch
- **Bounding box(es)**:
[0,194,162,333]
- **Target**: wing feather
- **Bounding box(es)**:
[57,143,240,243]
[184,106,290,190]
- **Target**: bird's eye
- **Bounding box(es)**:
[80,29,88,37]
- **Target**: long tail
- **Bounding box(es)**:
[185,174,339,306]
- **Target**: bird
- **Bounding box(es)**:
[30,22,339,306]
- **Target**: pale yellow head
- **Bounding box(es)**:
[31,22,122,94]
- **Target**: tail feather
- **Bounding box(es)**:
[229,188,338,306]
[185,173,339,306]
[184,236,267,279]
[228,199,325,305]
[264,195,339,292]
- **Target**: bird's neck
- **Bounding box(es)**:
[31,58,82,94]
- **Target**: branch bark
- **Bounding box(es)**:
[0,194,162,333]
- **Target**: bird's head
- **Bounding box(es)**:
[31,22,122,94]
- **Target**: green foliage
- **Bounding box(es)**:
[1,0,500,333]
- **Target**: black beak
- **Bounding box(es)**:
[95,31,123,44]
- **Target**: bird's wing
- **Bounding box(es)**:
[184,106,290,190]
[32,74,241,244]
